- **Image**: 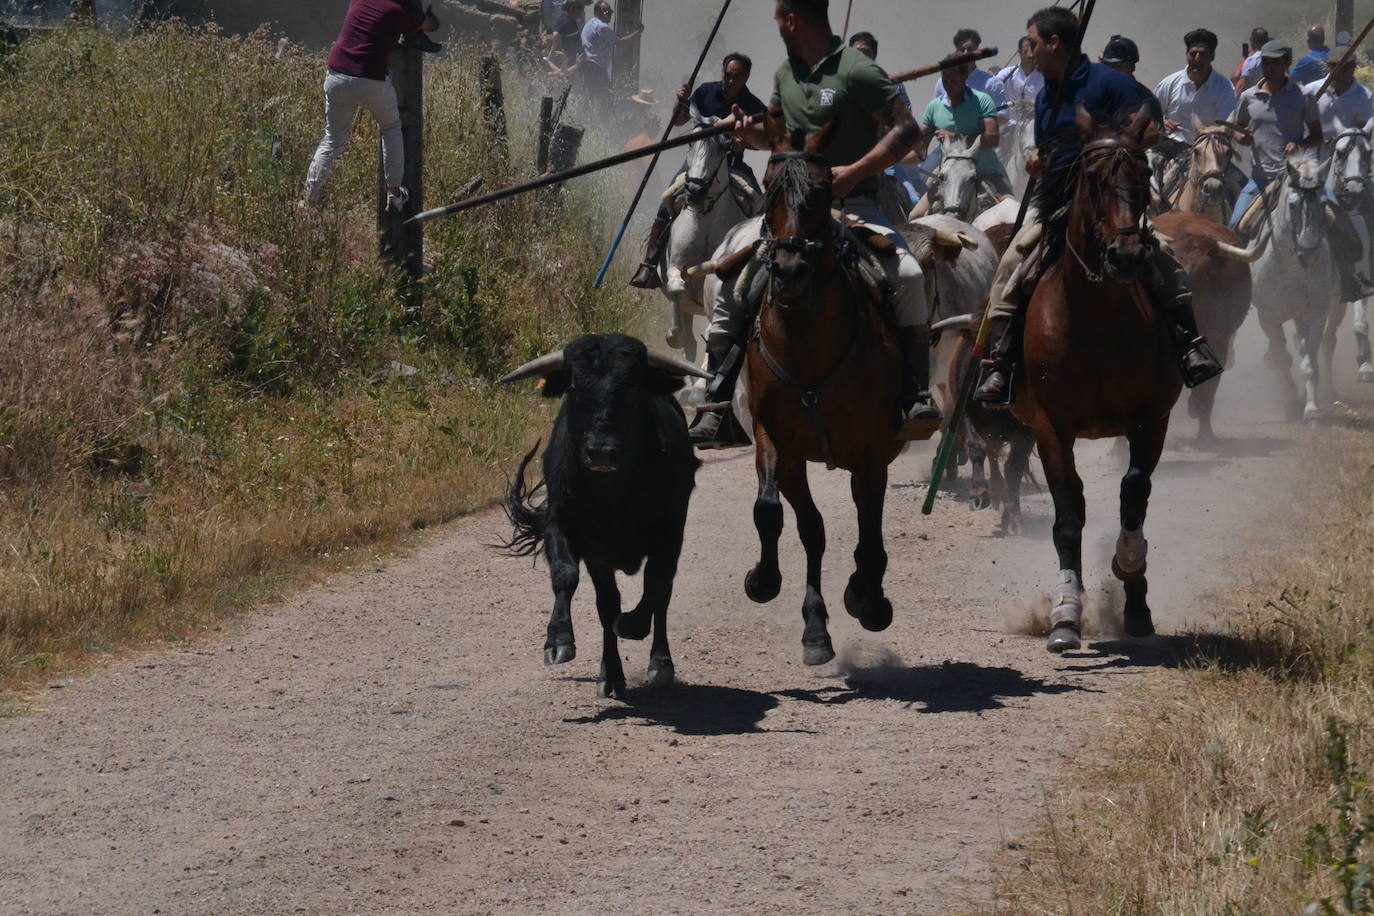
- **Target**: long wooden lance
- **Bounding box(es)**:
[1314,12,1374,99]
[841,0,855,41]
[591,0,735,289]
[410,47,998,225]
[922,0,1098,515]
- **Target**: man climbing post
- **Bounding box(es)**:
[973,6,1224,406]
[303,0,440,211]
[691,0,940,448]
[629,52,767,290]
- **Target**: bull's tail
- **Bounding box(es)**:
[502,442,548,558]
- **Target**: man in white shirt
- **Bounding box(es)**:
[580,2,641,114]
[997,36,1044,104]
[1306,46,1373,153]
[1237,27,1269,91]
[1155,28,1238,144]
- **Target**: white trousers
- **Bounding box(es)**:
[706,197,928,352]
[304,70,404,203]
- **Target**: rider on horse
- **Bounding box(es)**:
[690,0,941,447]
[1308,46,1374,301]
[974,7,1225,405]
[629,53,768,290]
[1151,29,1244,198]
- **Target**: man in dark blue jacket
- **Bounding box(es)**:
[974,6,1223,403]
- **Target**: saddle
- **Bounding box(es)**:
[1235,181,1283,238]
[662,167,763,217]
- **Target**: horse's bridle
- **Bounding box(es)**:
[1189,130,1235,191]
[1331,128,1370,208]
[683,133,732,214]
[759,151,832,274]
[1066,138,1153,283]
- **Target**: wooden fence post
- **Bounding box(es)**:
[378,43,424,313]
[536,96,554,174]
[479,54,508,162]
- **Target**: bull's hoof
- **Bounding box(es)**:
[645,658,676,688]
[970,487,991,511]
[614,611,652,641]
[802,640,836,666]
[598,679,628,700]
[1124,609,1156,638]
[544,643,576,666]
[1046,625,1082,653]
[745,566,782,604]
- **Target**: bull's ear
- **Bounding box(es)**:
[540,370,572,398]
[645,369,687,395]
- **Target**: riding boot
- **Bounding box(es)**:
[973,313,1019,404]
[629,217,670,290]
[689,342,749,449]
[1148,253,1224,388]
[895,326,942,440]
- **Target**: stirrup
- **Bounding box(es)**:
[1179,337,1223,389]
[973,360,1016,407]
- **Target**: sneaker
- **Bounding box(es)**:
[386,186,410,213]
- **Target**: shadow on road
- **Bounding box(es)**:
[563,683,799,736]
[774,661,1098,714]
[1083,632,1282,671]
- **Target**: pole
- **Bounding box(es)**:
[842,0,855,41]
[379,42,424,312]
[412,47,999,225]
[1315,12,1374,99]
[923,0,1097,514]
[591,0,734,289]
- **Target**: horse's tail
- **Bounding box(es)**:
[501,443,548,558]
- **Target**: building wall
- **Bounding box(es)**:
[202,0,343,47]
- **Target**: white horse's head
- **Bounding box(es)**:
[1284,154,1333,260]
[1327,126,1372,211]
[932,134,982,220]
[683,111,731,211]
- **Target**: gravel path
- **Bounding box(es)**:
[0,325,1307,915]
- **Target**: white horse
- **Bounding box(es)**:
[1322,126,1374,387]
[660,114,757,366]
[916,136,1003,224]
[999,100,1037,200]
[1251,155,1339,422]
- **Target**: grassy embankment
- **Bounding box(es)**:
[994,397,1374,913]
[0,25,647,688]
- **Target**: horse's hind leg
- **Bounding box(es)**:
[779,461,834,665]
[1115,417,1168,639]
[1354,300,1374,382]
[1035,427,1086,653]
[1320,301,1345,410]
[745,427,784,605]
[844,461,893,635]
[1002,425,1034,535]
[1257,310,1301,419]
[965,413,990,511]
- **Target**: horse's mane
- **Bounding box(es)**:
[764,154,827,215]
[1035,111,1149,242]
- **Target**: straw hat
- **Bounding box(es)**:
[630,88,659,106]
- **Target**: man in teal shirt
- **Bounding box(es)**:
[918,50,1013,211]
[693,0,939,447]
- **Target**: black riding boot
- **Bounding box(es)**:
[689,343,749,449]
[630,217,671,290]
[973,314,1018,404]
[1150,258,1224,388]
[896,325,942,439]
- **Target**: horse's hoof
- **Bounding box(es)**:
[598,679,628,700]
[1111,556,1147,583]
[646,659,676,688]
[843,579,865,619]
[1000,511,1022,536]
[1046,625,1082,653]
[970,488,991,511]
[745,567,782,604]
[1358,363,1374,384]
[1304,405,1321,424]
[614,611,652,641]
[1124,610,1156,638]
[802,641,836,667]
[544,643,576,666]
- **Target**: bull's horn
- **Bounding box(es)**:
[1216,236,1268,263]
[684,260,718,280]
[499,350,565,384]
[931,314,976,334]
[647,351,713,380]
[934,230,978,251]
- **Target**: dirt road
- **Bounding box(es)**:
[0,323,1311,915]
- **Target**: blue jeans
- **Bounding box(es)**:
[1229,175,1270,229]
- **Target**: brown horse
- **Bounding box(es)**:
[1166,121,1241,225]
[743,131,906,666]
[1011,105,1181,652]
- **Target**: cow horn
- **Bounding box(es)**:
[499,351,565,384]
[934,230,978,252]
[647,351,713,380]
[931,314,976,334]
[1216,238,1266,263]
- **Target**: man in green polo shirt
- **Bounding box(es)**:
[692,0,939,448]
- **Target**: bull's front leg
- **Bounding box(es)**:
[613,535,682,688]
[543,524,578,666]
[586,563,626,699]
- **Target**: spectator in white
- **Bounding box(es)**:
[997,35,1044,111]
[1291,25,1331,85]
[303,0,439,211]
[1237,27,1268,91]
[933,28,1007,112]
[581,1,642,113]
[1307,46,1373,158]
[1154,28,1238,144]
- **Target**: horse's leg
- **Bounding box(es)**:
[1299,297,1334,422]
[1321,300,1345,409]
[586,563,626,699]
[745,425,784,604]
[1113,418,1167,638]
[965,412,990,511]
[1188,375,1220,445]
[1002,425,1035,536]
[844,460,893,635]
[767,461,831,665]
[1035,426,1086,653]
[1354,299,1374,382]
[542,523,578,666]
[1257,309,1301,420]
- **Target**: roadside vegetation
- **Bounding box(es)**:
[994,396,1374,914]
[0,23,645,686]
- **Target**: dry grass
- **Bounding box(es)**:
[0,24,649,685]
[992,397,1374,914]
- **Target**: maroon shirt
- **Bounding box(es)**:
[326,0,426,82]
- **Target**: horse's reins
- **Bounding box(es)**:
[683,133,733,214]
[1063,138,1152,284]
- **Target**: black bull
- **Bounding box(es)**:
[501,334,710,699]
